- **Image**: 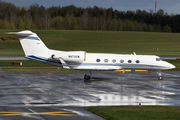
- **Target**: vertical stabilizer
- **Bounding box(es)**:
[8,30,49,57]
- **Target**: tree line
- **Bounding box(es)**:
[0,1,180,32]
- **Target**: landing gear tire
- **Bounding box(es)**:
[158,76,163,80]
[84,75,91,80]
[84,70,92,80]
[157,71,163,80]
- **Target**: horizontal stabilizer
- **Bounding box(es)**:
[6,30,49,57]
[7,30,34,35]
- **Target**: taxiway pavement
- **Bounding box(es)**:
[0,71,180,119]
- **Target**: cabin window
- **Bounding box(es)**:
[96,59,100,62]
[104,59,108,63]
[120,59,124,63]
[128,60,132,63]
[136,60,140,63]
[112,59,116,63]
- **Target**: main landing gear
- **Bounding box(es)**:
[84,70,164,80]
[157,71,163,80]
[84,70,92,80]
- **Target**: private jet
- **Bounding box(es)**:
[8,30,175,80]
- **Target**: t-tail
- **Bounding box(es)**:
[7,30,62,66]
[8,30,49,57]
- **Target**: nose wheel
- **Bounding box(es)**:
[157,71,163,80]
[158,76,163,80]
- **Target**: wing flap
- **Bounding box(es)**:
[59,58,70,69]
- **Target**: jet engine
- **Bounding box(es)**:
[52,51,86,63]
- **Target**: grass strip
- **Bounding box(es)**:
[86,106,180,120]
[166,60,180,67]
[1,68,84,73]
[0,60,52,67]
[1,30,180,55]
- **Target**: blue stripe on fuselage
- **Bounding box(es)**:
[25,55,60,65]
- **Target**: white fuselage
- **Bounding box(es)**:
[71,54,174,71]
[51,51,175,71]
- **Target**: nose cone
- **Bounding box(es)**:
[167,63,176,69]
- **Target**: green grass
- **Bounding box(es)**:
[0,30,180,55]
[166,59,180,67]
[164,60,180,72]
[86,106,180,120]
[0,60,85,72]
[1,68,83,73]
[0,60,52,67]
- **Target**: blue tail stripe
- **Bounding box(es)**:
[18,36,40,41]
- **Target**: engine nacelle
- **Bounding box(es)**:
[52,51,86,63]
[51,54,59,60]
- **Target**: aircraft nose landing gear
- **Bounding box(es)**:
[158,76,163,80]
[157,71,163,80]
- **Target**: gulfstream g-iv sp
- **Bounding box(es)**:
[8,30,175,80]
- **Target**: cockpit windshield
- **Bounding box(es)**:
[156,58,163,61]
[159,58,163,61]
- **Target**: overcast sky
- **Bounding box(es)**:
[3,0,180,15]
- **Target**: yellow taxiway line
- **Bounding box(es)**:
[114,69,148,72]
[0,111,76,116]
